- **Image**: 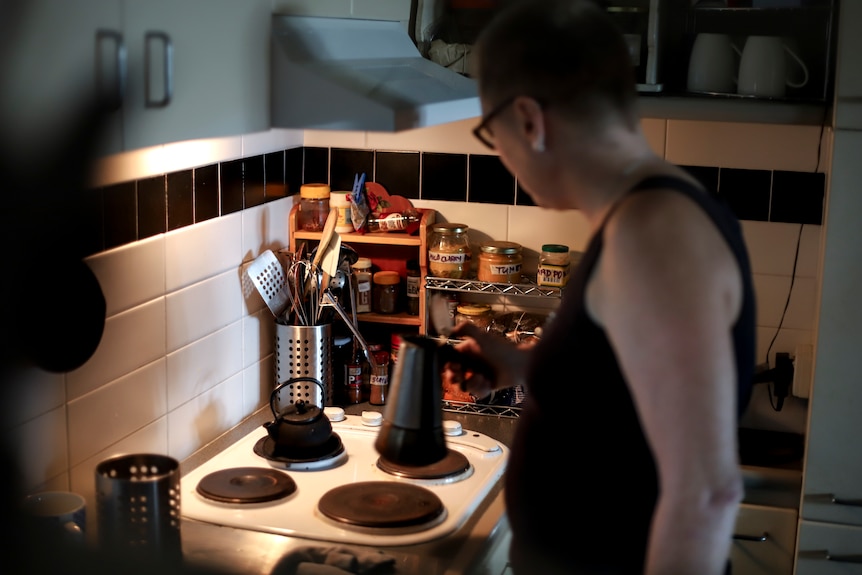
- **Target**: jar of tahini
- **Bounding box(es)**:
[537,244,570,288]
[428,223,471,279]
[478,241,523,283]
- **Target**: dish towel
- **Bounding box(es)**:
[270,545,397,575]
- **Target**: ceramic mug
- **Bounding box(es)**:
[737,35,809,97]
[687,33,741,93]
[22,491,86,543]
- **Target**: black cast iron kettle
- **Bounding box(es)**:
[263,377,332,450]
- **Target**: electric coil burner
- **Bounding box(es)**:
[180,413,509,547]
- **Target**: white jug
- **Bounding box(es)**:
[687,33,740,94]
[737,35,808,98]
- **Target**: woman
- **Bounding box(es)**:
[449,1,756,573]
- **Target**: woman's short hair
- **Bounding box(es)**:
[474,0,637,124]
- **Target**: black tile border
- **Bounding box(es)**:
[85,147,825,258]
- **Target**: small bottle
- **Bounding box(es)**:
[352,258,373,313]
[537,244,571,288]
[365,209,421,234]
[298,183,331,231]
[405,259,421,316]
[346,347,365,404]
[373,270,401,314]
[369,347,391,406]
[330,191,355,234]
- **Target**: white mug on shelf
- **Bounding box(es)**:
[737,35,809,98]
[687,33,741,94]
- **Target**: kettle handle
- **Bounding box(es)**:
[270,377,325,417]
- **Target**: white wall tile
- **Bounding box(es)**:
[242,357,274,415]
[241,196,294,262]
[0,366,64,427]
[165,211,243,292]
[161,136,243,174]
[753,275,817,330]
[86,234,165,316]
[165,270,243,352]
[742,221,821,278]
[641,118,667,156]
[67,359,167,466]
[304,130,366,151]
[67,298,166,400]
[166,322,243,410]
[8,405,68,491]
[242,128,303,157]
[666,121,826,172]
[243,308,276,369]
[365,118,486,155]
[167,373,245,462]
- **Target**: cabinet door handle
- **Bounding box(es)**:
[95,29,126,111]
[733,532,768,542]
[144,31,173,108]
[805,493,862,507]
[798,549,862,563]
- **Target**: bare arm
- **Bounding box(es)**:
[588,189,744,575]
[445,322,532,398]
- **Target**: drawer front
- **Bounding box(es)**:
[730,504,797,575]
[796,520,862,575]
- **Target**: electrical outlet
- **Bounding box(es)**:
[792,344,814,398]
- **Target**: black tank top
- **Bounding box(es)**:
[505,176,755,574]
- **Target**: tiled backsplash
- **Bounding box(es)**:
[1,118,828,516]
[83,146,825,257]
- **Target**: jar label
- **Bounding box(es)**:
[489,263,522,276]
[406,276,420,297]
[537,263,569,287]
[370,374,388,386]
[428,251,467,264]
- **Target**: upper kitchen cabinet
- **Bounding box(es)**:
[0,0,270,160]
[121,0,269,153]
[0,0,125,162]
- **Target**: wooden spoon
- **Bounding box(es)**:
[305,207,338,293]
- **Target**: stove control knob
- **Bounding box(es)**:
[324,406,345,422]
[361,411,382,426]
[443,420,463,436]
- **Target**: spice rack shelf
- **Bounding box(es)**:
[442,400,522,419]
[424,276,563,299]
[288,204,435,334]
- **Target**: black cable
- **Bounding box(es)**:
[764,223,803,411]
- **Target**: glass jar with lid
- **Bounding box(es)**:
[428,223,471,279]
[298,183,331,231]
[372,270,401,314]
[537,244,571,287]
[478,241,523,283]
[455,303,494,330]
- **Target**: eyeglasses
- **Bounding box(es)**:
[472,96,517,150]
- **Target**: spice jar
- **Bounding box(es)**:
[352,258,373,313]
[369,346,390,406]
[428,223,471,279]
[405,259,421,316]
[298,183,330,231]
[478,241,523,283]
[455,303,494,330]
[537,244,571,287]
[346,346,365,404]
[373,270,401,314]
[329,191,354,234]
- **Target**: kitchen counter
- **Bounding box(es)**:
[177,402,520,575]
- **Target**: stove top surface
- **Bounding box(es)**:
[180,413,509,547]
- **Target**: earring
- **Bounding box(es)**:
[532,136,545,153]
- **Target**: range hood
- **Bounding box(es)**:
[271,15,481,132]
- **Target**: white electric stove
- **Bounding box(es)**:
[180,410,509,548]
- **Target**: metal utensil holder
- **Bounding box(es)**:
[275,320,331,407]
[95,453,182,565]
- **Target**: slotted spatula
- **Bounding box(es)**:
[246,249,289,318]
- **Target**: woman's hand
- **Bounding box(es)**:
[442,322,531,398]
